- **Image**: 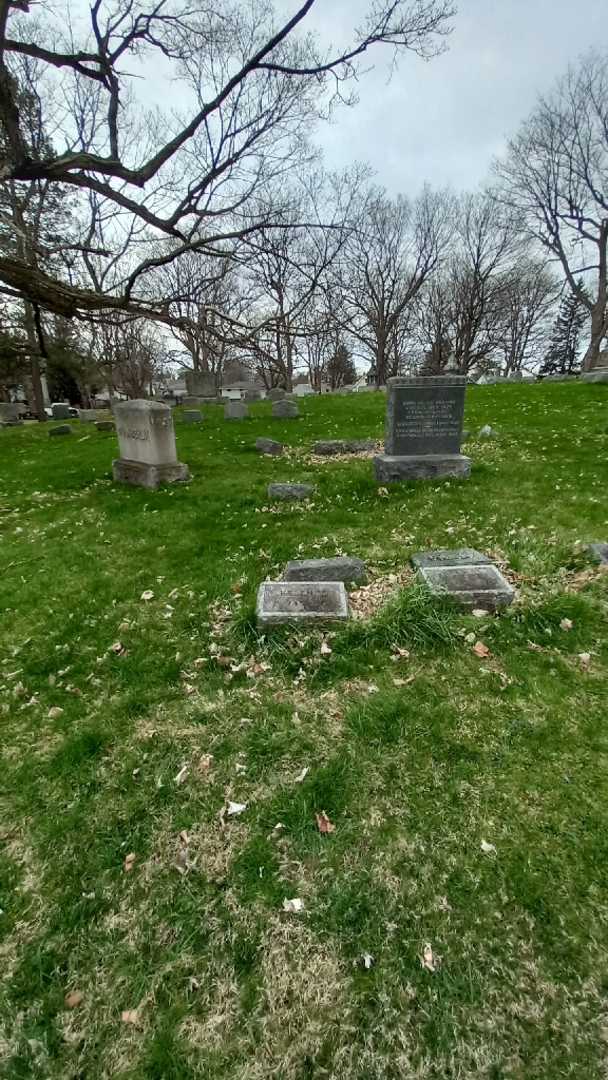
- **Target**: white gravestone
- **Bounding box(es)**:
[112,400,190,489]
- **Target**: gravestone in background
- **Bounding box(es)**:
[272,399,299,419]
[0,403,23,426]
[52,403,70,420]
[411,548,515,611]
[112,400,189,489]
[182,410,203,424]
[49,425,72,436]
[374,376,471,482]
[267,388,286,402]
[225,401,249,420]
[78,409,97,423]
[244,388,262,401]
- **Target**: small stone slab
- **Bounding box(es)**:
[256,437,283,456]
[267,388,286,402]
[272,400,299,419]
[312,439,376,456]
[587,542,608,565]
[257,581,349,626]
[78,409,97,423]
[374,454,471,482]
[95,420,115,432]
[283,556,366,584]
[51,404,71,419]
[49,424,72,436]
[225,401,249,420]
[267,482,315,501]
[411,549,492,570]
[112,459,190,490]
[182,410,203,423]
[581,371,608,383]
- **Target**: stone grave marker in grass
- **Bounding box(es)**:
[51,403,71,419]
[49,424,72,436]
[182,410,203,424]
[225,401,249,420]
[283,556,366,584]
[374,375,471,482]
[112,399,189,489]
[411,548,515,611]
[268,482,315,501]
[587,542,608,565]
[272,399,299,419]
[257,581,349,626]
[256,437,283,456]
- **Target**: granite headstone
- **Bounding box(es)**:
[374,376,471,482]
[112,399,189,489]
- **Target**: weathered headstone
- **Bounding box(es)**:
[52,403,71,420]
[268,482,315,501]
[256,581,349,626]
[78,409,97,423]
[112,399,189,489]
[582,349,608,383]
[182,396,205,407]
[267,388,286,402]
[244,388,262,401]
[283,556,366,584]
[185,371,216,397]
[49,424,72,436]
[0,403,22,426]
[587,542,608,565]
[256,437,283,456]
[95,420,115,432]
[312,439,376,456]
[182,410,203,424]
[411,548,515,611]
[272,399,299,419]
[224,401,249,420]
[374,376,470,482]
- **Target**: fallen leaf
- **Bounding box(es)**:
[174,764,189,785]
[421,943,439,972]
[472,608,489,618]
[121,1009,140,1025]
[123,852,136,872]
[560,618,573,631]
[367,683,379,694]
[118,621,130,632]
[393,675,415,687]
[320,641,332,656]
[480,839,497,855]
[226,800,247,816]
[464,631,476,644]
[140,590,154,601]
[197,753,213,773]
[183,683,196,696]
[315,811,335,834]
[295,766,309,783]
[109,641,125,655]
[578,652,591,668]
[64,990,84,1009]
[472,641,491,658]
[282,897,304,914]
[47,706,64,719]
[361,952,375,970]
[193,657,208,668]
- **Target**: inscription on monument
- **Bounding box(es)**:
[387,380,465,455]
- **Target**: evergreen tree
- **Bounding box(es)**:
[540,282,588,375]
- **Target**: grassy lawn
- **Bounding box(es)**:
[1,382,607,1079]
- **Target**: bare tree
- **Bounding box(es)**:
[0,0,455,322]
[88,317,165,398]
[341,186,452,384]
[494,259,558,376]
[495,51,608,370]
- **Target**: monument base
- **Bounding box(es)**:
[581,370,608,383]
[373,453,471,482]
[112,458,190,490]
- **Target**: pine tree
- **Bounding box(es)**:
[540,283,588,375]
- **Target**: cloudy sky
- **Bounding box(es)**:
[290,0,607,196]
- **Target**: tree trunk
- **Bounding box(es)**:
[582,224,607,371]
[23,302,47,421]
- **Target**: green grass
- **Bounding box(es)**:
[1,382,607,1079]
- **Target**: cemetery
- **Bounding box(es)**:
[1,0,607,1075]
[1,380,607,1077]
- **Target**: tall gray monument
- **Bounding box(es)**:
[374,375,471,482]
[112,400,189,489]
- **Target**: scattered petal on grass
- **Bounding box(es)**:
[121,1009,140,1025]
[123,852,136,872]
[282,897,304,914]
[64,990,84,1009]
[140,590,154,601]
[295,767,309,783]
[174,764,189,785]
[560,618,573,631]
[480,839,497,855]
[47,707,64,719]
[472,641,491,658]
[578,652,591,668]
[320,641,332,656]
[315,811,335,834]
[226,801,247,816]
[421,943,440,972]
